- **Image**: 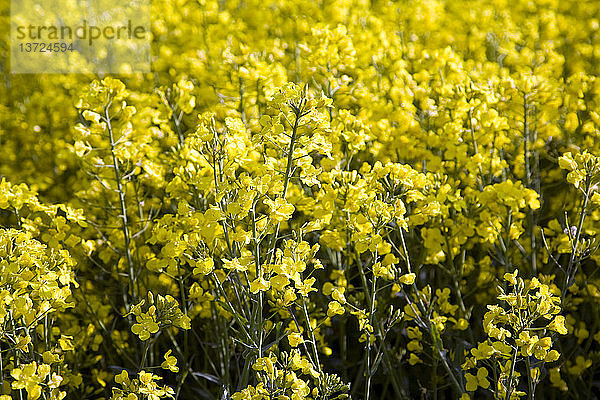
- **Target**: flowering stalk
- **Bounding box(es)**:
[104,102,138,307]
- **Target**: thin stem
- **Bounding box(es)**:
[563,178,591,303]
[354,247,409,399]
[526,356,534,400]
[301,297,322,373]
[140,339,152,370]
[505,346,519,400]
[267,101,303,264]
[468,107,484,191]
[523,93,538,274]
[176,266,190,385]
[104,104,137,306]
[432,357,438,400]
[252,205,264,359]
[399,228,464,395]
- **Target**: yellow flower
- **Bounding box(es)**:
[132,314,159,341]
[295,277,318,297]
[471,342,494,360]
[327,300,345,317]
[270,274,290,291]
[567,356,592,376]
[11,362,42,400]
[161,350,179,372]
[264,197,295,222]
[193,257,214,275]
[548,315,568,335]
[455,318,469,330]
[249,277,271,293]
[545,350,560,362]
[114,370,130,385]
[503,269,518,285]
[549,368,568,391]
[222,257,249,272]
[407,340,423,352]
[398,273,416,285]
[408,353,423,365]
[465,367,490,392]
[288,332,304,347]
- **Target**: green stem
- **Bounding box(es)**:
[140,339,151,370]
[432,357,438,400]
[301,297,322,372]
[526,356,534,400]
[251,205,264,359]
[104,104,137,306]
[563,178,591,303]
[354,248,408,399]
[267,101,303,264]
[523,93,538,274]
[505,345,519,400]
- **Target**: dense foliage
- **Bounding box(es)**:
[2,0,600,399]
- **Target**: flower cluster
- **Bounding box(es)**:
[3,0,600,398]
[461,270,565,398]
